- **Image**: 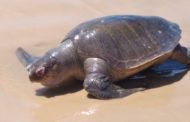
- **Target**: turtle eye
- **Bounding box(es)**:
[50,56,59,70]
[50,56,57,65]
[52,63,59,71]
[35,66,45,77]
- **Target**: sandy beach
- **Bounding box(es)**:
[1,0,190,122]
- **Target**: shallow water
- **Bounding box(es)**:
[1,0,190,122]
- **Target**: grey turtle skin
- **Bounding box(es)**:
[16,15,190,99]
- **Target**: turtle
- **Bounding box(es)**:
[16,15,190,99]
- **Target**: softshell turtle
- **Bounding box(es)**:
[16,15,190,99]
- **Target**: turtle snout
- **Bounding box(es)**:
[29,66,45,82]
[29,72,40,82]
[29,71,42,82]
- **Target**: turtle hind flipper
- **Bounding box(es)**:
[171,44,190,64]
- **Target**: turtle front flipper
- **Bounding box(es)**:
[83,58,144,99]
[171,44,190,64]
[16,47,39,68]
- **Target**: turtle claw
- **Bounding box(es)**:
[105,85,145,98]
[116,87,145,98]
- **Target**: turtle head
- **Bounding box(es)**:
[16,47,48,81]
[16,47,76,88]
[26,53,62,86]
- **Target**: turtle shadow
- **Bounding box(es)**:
[117,68,188,89]
[35,80,83,98]
[117,60,189,89]
[36,60,189,98]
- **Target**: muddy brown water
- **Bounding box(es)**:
[1,0,190,122]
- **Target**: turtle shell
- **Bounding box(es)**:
[63,15,181,69]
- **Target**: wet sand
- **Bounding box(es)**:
[1,0,190,122]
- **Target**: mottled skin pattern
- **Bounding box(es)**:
[16,15,190,99]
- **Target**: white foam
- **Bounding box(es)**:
[81,107,97,116]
